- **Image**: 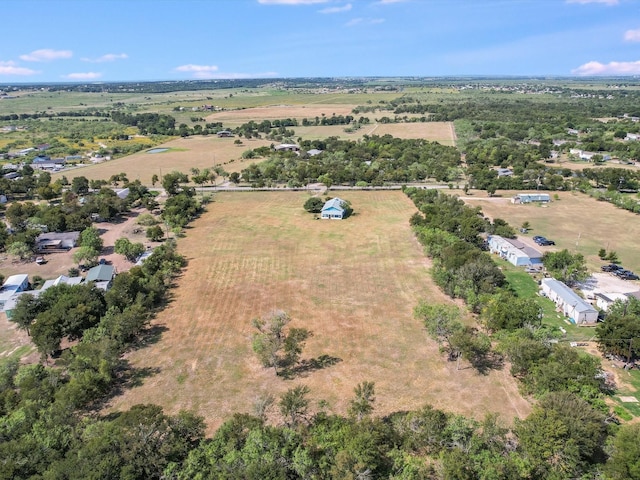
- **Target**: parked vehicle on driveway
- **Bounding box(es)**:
[616,270,640,280]
[601,264,623,272]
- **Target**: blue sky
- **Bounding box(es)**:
[1,0,639,82]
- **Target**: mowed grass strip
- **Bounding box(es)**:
[109,191,530,433]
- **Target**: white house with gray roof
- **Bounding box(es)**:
[0,274,29,310]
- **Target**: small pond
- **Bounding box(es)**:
[147,148,169,154]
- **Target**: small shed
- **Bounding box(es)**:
[321,197,346,220]
[541,278,598,325]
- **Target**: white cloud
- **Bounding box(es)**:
[20,49,72,62]
[572,60,640,75]
[375,0,409,4]
[82,53,128,63]
[345,17,384,26]
[175,64,219,74]
[566,0,619,5]
[202,71,279,79]
[624,29,640,42]
[258,0,329,4]
[63,72,102,80]
[0,61,39,76]
[319,3,351,13]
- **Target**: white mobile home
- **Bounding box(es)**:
[541,278,598,325]
[487,235,543,267]
[511,193,551,204]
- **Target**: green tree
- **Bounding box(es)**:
[8,293,40,335]
[279,385,310,427]
[7,241,32,261]
[414,301,463,360]
[115,237,145,262]
[151,173,159,186]
[516,392,607,479]
[252,310,311,376]
[162,171,189,196]
[348,381,376,421]
[604,423,640,480]
[304,196,324,213]
[79,226,103,252]
[542,249,588,286]
[596,300,640,362]
[450,326,492,371]
[481,292,542,332]
[146,225,164,241]
[70,176,89,195]
[318,173,333,189]
[606,250,620,264]
[73,246,99,266]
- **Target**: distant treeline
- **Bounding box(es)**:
[0,110,111,121]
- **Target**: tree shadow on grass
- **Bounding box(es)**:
[465,351,504,375]
[280,354,342,380]
[88,363,161,414]
[135,324,168,350]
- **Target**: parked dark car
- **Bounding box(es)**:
[618,271,640,280]
[601,264,623,272]
[536,239,555,246]
[532,236,546,243]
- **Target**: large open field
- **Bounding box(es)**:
[51,136,274,185]
[107,190,530,433]
[459,190,640,274]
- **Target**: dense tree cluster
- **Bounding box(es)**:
[0,241,192,479]
[596,297,640,362]
[240,135,461,187]
[111,112,177,135]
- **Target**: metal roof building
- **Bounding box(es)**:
[541,278,598,325]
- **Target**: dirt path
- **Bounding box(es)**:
[92,207,156,273]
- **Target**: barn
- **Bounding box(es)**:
[541,278,598,325]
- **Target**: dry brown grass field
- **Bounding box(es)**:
[108,190,530,434]
[52,136,273,185]
[458,189,640,274]
[372,122,456,145]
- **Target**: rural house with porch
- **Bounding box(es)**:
[321,197,346,219]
